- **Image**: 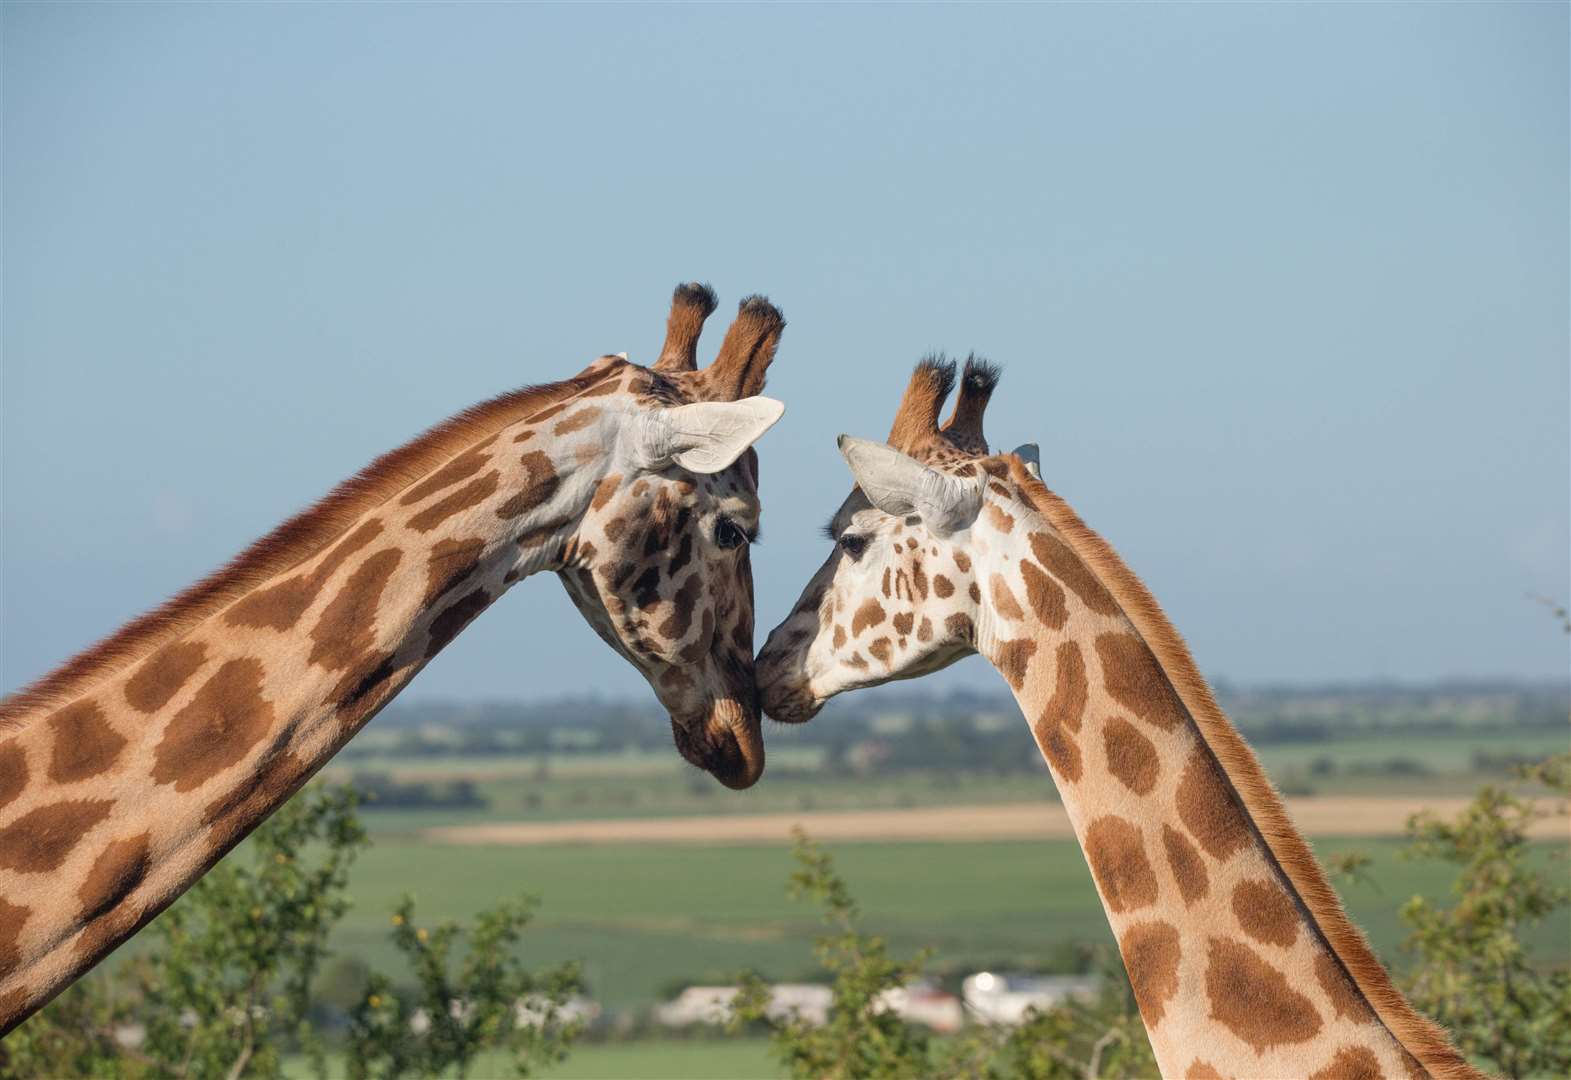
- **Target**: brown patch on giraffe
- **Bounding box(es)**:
[591,474,622,511]
[1176,746,1252,861]
[425,588,491,658]
[892,612,914,636]
[496,452,562,520]
[1120,920,1181,1027]
[1315,952,1374,1024]
[1031,642,1087,781]
[316,519,387,580]
[525,399,572,424]
[659,574,702,641]
[0,986,30,1031]
[151,659,275,792]
[224,521,387,631]
[911,559,928,600]
[513,428,535,443]
[1186,1062,1227,1080]
[969,581,981,603]
[224,575,317,631]
[78,831,152,921]
[124,640,208,713]
[1096,632,1186,731]
[398,445,491,505]
[1309,1046,1384,1080]
[46,700,128,784]
[0,897,30,971]
[0,741,25,811]
[946,612,975,644]
[1083,815,1159,913]
[1019,558,1067,630]
[1103,716,1159,795]
[580,376,623,397]
[989,575,1025,620]
[933,574,954,599]
[553,407,601,435]
[880,567,892,598]
[0,798,114,873]
[984,504,1015,533]
[953,550,971,572]
[832,625,847,649]
[988,481,1010,498]
[1233,878,1299,948]
[333,651,400,715]
[309,548,402,671]
[917,617,933,642]
[678,608,716,664]
[1039,642,1087,734]
[1039,723,1081,783]
[1162,824,1210,905]
[1028,531,1119,615]
[201,747,315,833]
[408,470,501,532]
[1205,936,1322,1052]
[846,652,868,670]
[868,638,892,664]
[424,538,486,606]
[851,599,887,637]
[994,638,1036,690]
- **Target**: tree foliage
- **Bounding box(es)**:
[1398,748,1571,1078]
[734,830,1157,1080]
[0,784,579,1079]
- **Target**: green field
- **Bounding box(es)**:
[313,836,1567,1012]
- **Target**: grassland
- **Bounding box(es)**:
[295,720,1571,1013]
[316,835,1567,1012]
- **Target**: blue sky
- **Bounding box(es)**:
[4,3,1566,702]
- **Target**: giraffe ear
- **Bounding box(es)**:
[837,436,982,537]
[637,397,785,474]
[1012,442,1041,480]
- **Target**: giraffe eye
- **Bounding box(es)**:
[715,517,748,550]
[838,534,868,559]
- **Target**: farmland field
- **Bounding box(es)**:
[296,718,1571,1014]
[318,835,1568,1011]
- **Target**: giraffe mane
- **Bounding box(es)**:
[0,372,601,728]
[1006,456,1484,1080]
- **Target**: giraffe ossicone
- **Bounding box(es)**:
[0,281,784,1034]
[757,355,1481,1080]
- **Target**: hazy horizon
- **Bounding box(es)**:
[5,3,1567,702]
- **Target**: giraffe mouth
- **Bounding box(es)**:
[670,699,765,789]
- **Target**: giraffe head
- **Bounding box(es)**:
[758,355,1037,721]
[552,284,787,788]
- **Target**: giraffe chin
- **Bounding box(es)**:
[670,702,765,790]
[758,684,823,725]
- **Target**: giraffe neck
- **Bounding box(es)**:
[0,381,616,1033]
[968,462,1477,1080]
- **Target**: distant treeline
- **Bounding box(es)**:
[341,681,1569,776]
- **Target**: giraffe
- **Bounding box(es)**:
[756,358,1482,1080]
[0,283,788,1035]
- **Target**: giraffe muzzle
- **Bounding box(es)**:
[670,697,765,789]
